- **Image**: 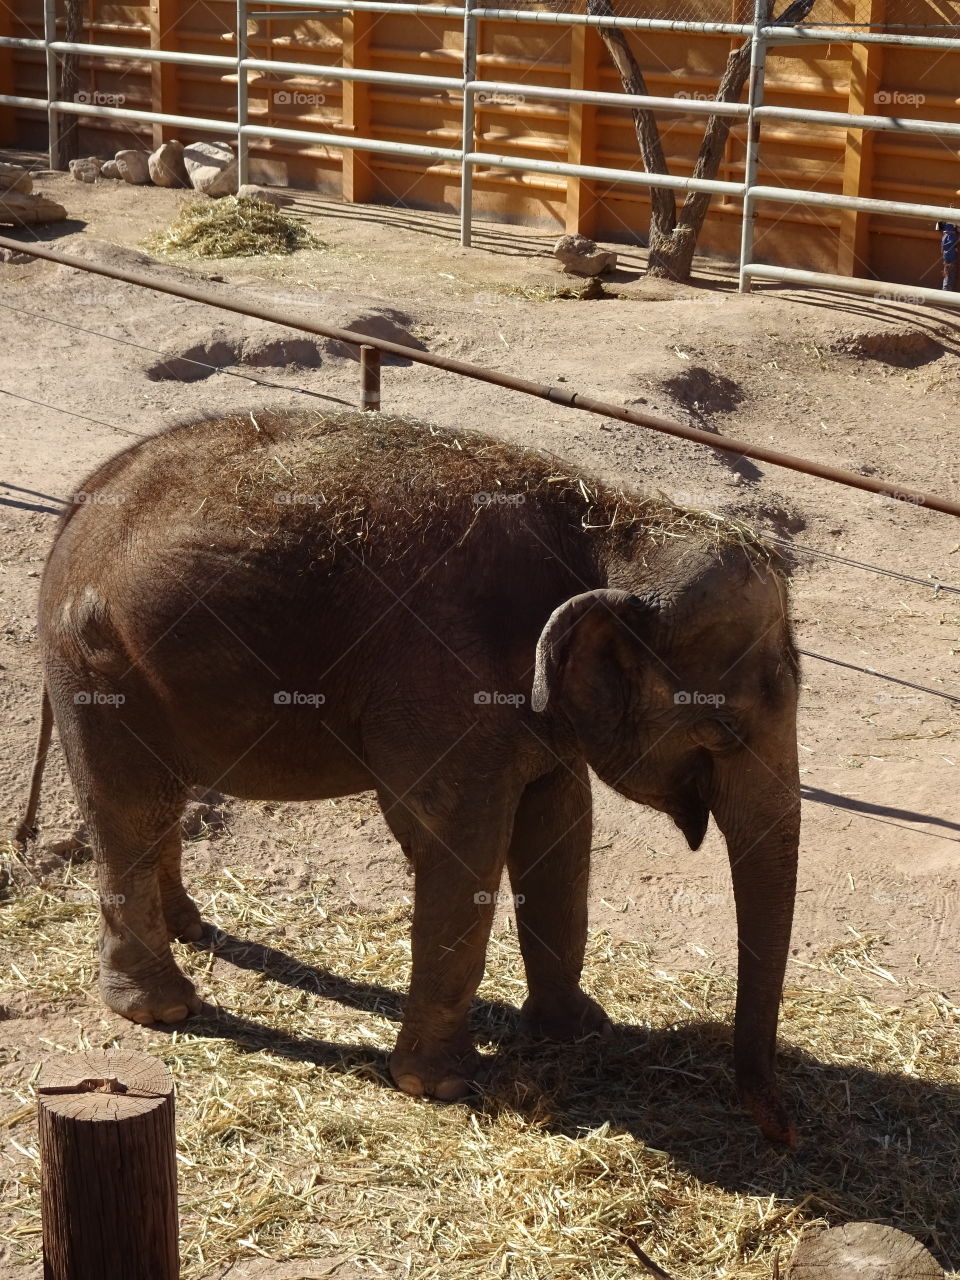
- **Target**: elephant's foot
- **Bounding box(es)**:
[738,1073,797,1147]
[520,988,612,1042]
[389,1043,482,1102]
[161,889,205,943]
[100,965,202,1026]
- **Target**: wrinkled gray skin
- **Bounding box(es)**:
[19,410,800,1143]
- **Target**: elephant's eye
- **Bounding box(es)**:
[690,717,740,753]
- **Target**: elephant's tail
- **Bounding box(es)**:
[13,685,53,847]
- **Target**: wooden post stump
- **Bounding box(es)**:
[360,344,381,411]
[788,1223,943,1280]
[38,1050,179,1280]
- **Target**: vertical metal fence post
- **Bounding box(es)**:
[236,0,249,187]
[738,0,768,293]
[43,0,60,169]
[459,0,477,247]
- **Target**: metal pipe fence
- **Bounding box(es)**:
[1,2,959,306]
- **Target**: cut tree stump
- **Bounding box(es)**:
[38,1049,179,1280]
[0,161,33,194]
[788,1223,943,1280]
[0,191,66,225]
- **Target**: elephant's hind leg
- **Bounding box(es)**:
[54,689,201,1024]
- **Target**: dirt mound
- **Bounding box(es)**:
[145,326,324,381]
[144,295,425,380]
[830,326,944,368]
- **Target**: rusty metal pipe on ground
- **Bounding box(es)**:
[2,232,959,518]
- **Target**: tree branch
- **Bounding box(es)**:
[585,0,817,277]
[677,0,817,234]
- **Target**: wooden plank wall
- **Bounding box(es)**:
[2,0,958,284]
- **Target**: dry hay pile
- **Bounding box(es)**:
[145,196,319,259]
[1,866,958,1279]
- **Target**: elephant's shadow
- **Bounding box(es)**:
[172,928,960,1269]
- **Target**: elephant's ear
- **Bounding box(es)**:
[531,589,660,715]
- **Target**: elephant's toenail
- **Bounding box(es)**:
[394,1073,426,1097]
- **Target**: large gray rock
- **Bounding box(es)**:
[115,150,151,185]
[553,232,617,277]
[69,157,101,184]
[237,183,294,207]
[183,141,238,197]
[149,140,188,188]
[100,159,120,180]
[0,162,32,194]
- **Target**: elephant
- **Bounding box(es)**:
[16,408,801,1143]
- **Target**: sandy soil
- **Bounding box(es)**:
[1,161,959,1274]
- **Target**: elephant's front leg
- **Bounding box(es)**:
[386,797,514,1101]
[507,760,611,1040]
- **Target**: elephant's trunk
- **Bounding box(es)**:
[710,731,800,1145]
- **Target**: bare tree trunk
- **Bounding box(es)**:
[51,0,84,168]
[586,0,815,281]
[583,0,677,274]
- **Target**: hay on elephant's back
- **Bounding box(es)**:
[1,871,959,1279]
[145,195,319,259]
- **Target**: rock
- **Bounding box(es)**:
[0,162,32,194]
[237,183,294,207]
[183,141,238,197]
[115,150,151,185]
[553,232,617,277]
[69,157,101,184]
[0,191,67,225]
[0,246,35,264]
[100,159,120,180]
[148,140,188,188]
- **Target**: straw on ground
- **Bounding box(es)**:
[0,865,957,1278]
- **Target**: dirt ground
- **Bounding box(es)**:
[1,161,959,1275]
